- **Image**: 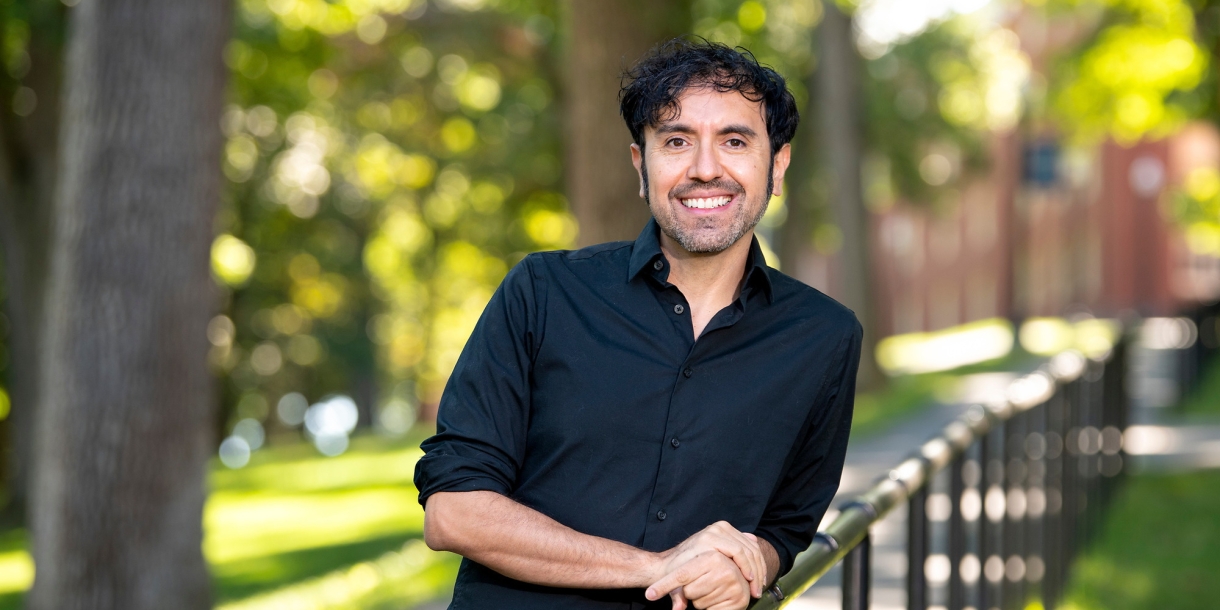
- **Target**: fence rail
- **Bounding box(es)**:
[754,336,1129,610]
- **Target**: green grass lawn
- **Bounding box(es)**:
[207,430,462,609]
[1179,352,1220,418]
[1061,470,1220,610]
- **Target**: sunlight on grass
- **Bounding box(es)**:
[202,433,440,604]
[217,539,460,610]
[205,486,424,565]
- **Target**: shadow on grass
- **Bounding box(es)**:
[1063,470,1220,610]
[214,532,421,603]
[1180,352,1220,419]
[0,592,21,610]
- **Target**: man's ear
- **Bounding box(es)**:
[771,143,792,197]
[630,143,646,199]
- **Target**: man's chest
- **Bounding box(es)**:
[508,282,844,540]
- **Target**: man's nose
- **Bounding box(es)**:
[687,141,723,182]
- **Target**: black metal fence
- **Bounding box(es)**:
[753,337,1130,610]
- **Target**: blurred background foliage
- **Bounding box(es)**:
[212,0,570,453]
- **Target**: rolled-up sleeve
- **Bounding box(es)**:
[754,321,862,577]
[414,255,544,506]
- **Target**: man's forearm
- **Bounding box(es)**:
[424,490,660,589]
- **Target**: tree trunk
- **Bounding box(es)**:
[817,4,883,389]
[28,1,229,608]
[564,0,690,246]
[778,59,820,278]
[0,5,64,524]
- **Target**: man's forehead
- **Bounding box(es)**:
[649,86,767,131]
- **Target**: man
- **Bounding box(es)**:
[415,39,862,610]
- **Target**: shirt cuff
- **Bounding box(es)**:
[414,453,515,507]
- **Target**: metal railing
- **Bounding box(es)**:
[754,337,1129,610]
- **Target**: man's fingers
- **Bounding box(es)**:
[669,589,688,610]
[646,563,696,601]
[733,531,764,597]
[675,523,765,597]
[743,533,767,598]
[709,533,757,578]
[710,532,763,596]
[719,546,754,583]
[684,551,753,607]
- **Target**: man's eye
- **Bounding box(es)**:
[667,138,688,147]
[727,138,746,147]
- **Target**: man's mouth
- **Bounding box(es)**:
[680,195,732,209]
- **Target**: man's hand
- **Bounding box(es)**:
[645,551,751,610]
[651,521,767,599]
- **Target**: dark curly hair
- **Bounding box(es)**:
[619,38,799,157]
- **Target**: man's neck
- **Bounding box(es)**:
[659,231,754,339]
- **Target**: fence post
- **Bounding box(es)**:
[842,533,871,610]
[948,453,966,610]
[979,426,999,610]
[1026,399,1048,608]
[1043,387,1066,610]
[907,486,928,610]
[1005,412,1027,610]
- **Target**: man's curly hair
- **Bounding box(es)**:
[619,38,799,156]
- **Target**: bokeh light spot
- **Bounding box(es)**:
[212,234,257,286]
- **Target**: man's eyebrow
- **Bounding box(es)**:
[719,124,758,138]
[654,123,694,135]
[653,123,760,138]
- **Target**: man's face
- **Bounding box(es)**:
[631,86,791,255]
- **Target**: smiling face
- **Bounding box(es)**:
[631,86,791,255]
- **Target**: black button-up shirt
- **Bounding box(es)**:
[415,219,862,609]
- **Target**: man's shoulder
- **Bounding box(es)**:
[763,268,861,335]
[521,240,635,269]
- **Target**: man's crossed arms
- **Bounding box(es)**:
[425,490,777,610]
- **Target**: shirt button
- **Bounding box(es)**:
[656,510,667,521]
[670,437,681,448]
[683,368,693,378]
[653,260,664,271]
[673,304,685,315]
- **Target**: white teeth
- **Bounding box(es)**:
[681,196,731,209]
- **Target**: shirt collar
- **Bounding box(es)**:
[626,218,775,304]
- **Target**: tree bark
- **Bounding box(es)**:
[0,5,64,524]
[817,3,883,389]
[28,1,229,608]
[564,0,690,246]
[778,60,820,278]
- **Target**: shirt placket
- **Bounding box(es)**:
[640,340,700,553]
[639,264,750,554]
[638,262,697,554]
